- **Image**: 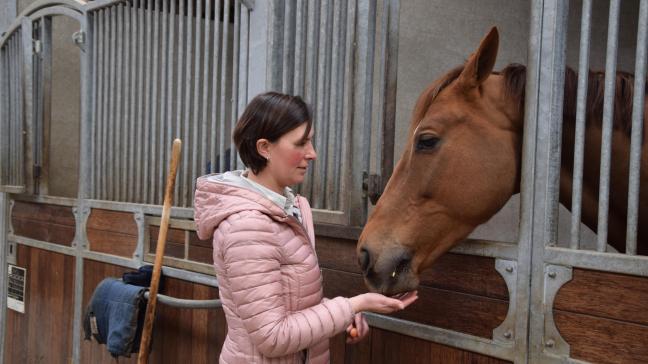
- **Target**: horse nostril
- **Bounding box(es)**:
[359,247,371,274]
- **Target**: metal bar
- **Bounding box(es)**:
[625,0,648,255]
[596,0,620,252]
[174,0,185,202]
[159,0,170,206]
[240,0,254,11]
[150,0,160,204]
[97,11,106,200]
[293,0,305,95]
[0,47,6,185]
[182,0,194,206]
[380,0,398,200]
[236,4,249,170]
[230,1,240,172]
[126,1,135,202]
[0,193,9,363]
[545,246,648,277]
[90,14,98,199]
[78,12,92,199]
[166,0,177,204]
[144,291,222,309]
[209,0,221,174]
[339,0,355,219]
[191,0,203,198]
[136,0,145,203]
[21,20,33,194]
[200,0,212,178]
[302,0,320,201]
[325,0,342,209]
[219,0,230,178]
[570,0,592,250]
[313,0,331,209]
[115,3,125,201]
[281,0,295,94]
[120,1,131,203]
[108,5,117,200]
[143,0,153,204]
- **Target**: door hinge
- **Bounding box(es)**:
[362,171,383,205]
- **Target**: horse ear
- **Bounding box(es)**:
[457,27,499,89]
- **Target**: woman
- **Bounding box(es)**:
[194,92,417,363]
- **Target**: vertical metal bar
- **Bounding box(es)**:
[115,4,125,201]
[570,0,592,250]
[79,12,93,200]
[0,193,8,363]
[108,6,118,200]
[230,1,240,171]
[219,0,230,176]
[150,0,161,204]
[200,0,212,177]
[0,47,5,185]
[136,0,145,202]
[167,0,177,203]
[210,0,221,173]
[342,0,356,221]
[143,0,153,204]
[293,0,305,95]
[236,4,249,170]
[120,2,130,202]
[625,0,648,255]
[192,0,203,200]
[159,0,170,206]
[40,19,52,194]
[325,0,341,209]
[21,21,33,193]
[91,13,99,199]
[597,0,621,252]
[99,10,108,200]
[126,1,135,202]
[175,0,185,202]
[303,0,320,201]
[8,40,13,186]
[182,0,194,206]
[281,0,295,94]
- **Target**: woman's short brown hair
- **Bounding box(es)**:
[233,92,312,174]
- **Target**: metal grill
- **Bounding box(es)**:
[0,29,25,192]
[89,0,250,207]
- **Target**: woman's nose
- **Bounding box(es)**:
[306,144,317,160]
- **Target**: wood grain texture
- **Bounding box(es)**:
[555,268,648,325]
[87,209,138,256]
[149,226,186,259]
[3,245,75,364]
[11,201,75,245]
[554,310,648,364]
[322,268,508,338]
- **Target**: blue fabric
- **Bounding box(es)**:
[122,265,157,288]
[83,278,148,358]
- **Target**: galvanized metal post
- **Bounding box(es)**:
[0,192,9,364]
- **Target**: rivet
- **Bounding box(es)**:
[506,266,514,273]
[548,271,557,279]
[545,339,555,348]
[504,331,512,339]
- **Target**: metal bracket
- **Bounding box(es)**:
[8,200,15,236]
[71,204,90,249]
[72,30,85,51]
[493,259,518,344]
[133,210,145,263]
[543,264,572,357]
[32,39,42,54]
[362,171,383,205]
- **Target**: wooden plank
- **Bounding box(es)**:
[322,268,508,338]
[555,310,648,364]
[87,208,138,236]
[3,245,75,364]
[11,201,75,226]
[11,217,75,245]
[555,268,648,325]
[150,226,185,258]
[316,236,508,300]
[87,228,137,257]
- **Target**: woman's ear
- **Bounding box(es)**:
[256,138,271,160]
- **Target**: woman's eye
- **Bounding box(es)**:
[415,134,441,151]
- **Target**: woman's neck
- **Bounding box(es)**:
[246,170,284,195]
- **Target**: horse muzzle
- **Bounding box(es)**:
[358,245,419,295]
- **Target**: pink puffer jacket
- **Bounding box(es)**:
[194,175,355,364]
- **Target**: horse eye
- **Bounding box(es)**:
[416,134,441,151]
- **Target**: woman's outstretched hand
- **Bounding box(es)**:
[348,291,418,314]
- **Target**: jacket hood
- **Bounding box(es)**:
[193,171,290,240]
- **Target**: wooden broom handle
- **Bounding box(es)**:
[138,139,182,364]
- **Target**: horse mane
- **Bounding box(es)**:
[424,62,644,137]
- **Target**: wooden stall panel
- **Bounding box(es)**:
[188,230,213,264]
[149,226,186,258]
[87,209,138,257]
[81,260,224,363]
[555,268,648,363]
[3,245,75,364]
[10,201,75,245]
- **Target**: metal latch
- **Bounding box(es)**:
[362,171,383,205]
[32,39,42,54]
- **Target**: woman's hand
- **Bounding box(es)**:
[345,313,369,344]
[348,291,418,314]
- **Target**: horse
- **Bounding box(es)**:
[356,27,648,295]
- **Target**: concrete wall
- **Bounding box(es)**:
[393,0,639,247]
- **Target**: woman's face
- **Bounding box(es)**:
[265,123,317,187]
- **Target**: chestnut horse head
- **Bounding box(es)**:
[356,27,522,294]
[357,26,648,295]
